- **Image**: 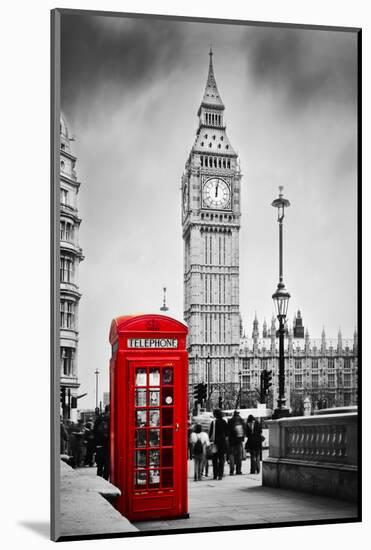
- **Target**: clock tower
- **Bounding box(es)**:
[182,49,242,392]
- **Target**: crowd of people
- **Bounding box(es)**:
[188,409,264,482]
[60,405,110,480]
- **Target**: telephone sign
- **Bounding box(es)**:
[109,314,189,522]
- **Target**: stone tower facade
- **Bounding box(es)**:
[182,50,242,387]
[60,114,83,421]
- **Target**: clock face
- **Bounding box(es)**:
[203,178,230,209]
[183,183,189,213]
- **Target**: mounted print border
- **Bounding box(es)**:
[51,8,362,542]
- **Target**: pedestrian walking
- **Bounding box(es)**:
[190,424,208,481]
[208,408,228,480]
[245,414,262,474]
[60,416,69,455]
[227,410,245,475]
[83,421,95,467]
[94,405,110,480]
[188,422,194,460]
[70,419,85,468]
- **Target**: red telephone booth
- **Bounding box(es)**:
[109,314,189,522]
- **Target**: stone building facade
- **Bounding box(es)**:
[182,49,242,388]
[60,114,83,421]
[239,313,358,413]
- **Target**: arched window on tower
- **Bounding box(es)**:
[227,160,231,168]
[214,158,217,168]
[218,158,221,168]
[205,157,208,167]
[201,156,204,167]
[223,159,226,168]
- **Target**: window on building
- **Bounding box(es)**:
[61,160,65,170]
[344,358,351,369]
[60,300,75,329]
[312,374,319,388]
[295,374,302,388]
[60,188,68,205]
[328,373,335,387]
[295,359,302,369]
[60,255,74,283]
[61,347,74,377]
[242,375,250,389]
[220,136,224,141]
[262,359,267,369]
[60,221,74,242]
[312,359,318,369]
[344,393,351,406]
[344,373,351,387]
[328,358,334,368]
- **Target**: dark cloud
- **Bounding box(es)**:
[61,14,187,112]
[245,27,357,107]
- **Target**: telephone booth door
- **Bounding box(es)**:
[109,314,188,522]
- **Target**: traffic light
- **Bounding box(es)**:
[193,383,207,405]
[261,370,273,401]
[193,384,199,402]
[264,370,273,394]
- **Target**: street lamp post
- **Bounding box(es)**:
[94,368,100,410]
[206,354,211,411]
[272,186,291,419]
[238,370,242,408]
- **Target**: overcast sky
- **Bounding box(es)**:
[61,13,358,409]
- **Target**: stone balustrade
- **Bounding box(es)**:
[262,412,358,501]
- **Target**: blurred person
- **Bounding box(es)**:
[208,408,228,480]
[227,410,245,475]
[70,418,85,468]
[60,416,69,455]
[95,405,110,480]
[190,424,208,481]
[245,414,262,474]
[83,421,95,467]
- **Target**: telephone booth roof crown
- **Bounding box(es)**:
[109,313,188,344]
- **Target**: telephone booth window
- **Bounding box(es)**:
[133,365,175,491]
[136,369,147,386]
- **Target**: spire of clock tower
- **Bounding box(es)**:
[199,47,225,111]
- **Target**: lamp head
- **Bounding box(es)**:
[272,186,290,221]
[272,282,291,318]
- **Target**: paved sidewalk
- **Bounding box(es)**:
[59,461,138,538]
[134,458,358,532]
[60,457,357,537]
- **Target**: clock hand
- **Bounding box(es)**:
[215,183,219,198]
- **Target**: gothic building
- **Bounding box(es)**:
[240,312,358,412]
[60,114,83,421]
[183,52,358,413]
[182,49,242,388]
